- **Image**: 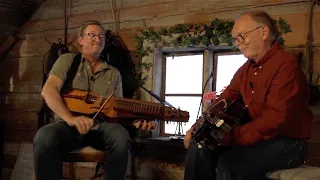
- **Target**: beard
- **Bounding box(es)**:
[90,44,104,54]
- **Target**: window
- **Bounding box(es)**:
[160,51,247,136]
[163,54,203,135]
[214,53,248,93]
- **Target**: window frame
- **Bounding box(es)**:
[160,51,204,136]
[212,51,246,92]
[155,48,240,136]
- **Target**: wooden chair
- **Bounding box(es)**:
[61,146,105,180]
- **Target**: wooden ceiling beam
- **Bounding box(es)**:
[0,0,46,63]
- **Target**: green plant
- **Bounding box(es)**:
[134,61,153,86]
[274,17,292,45]
[133,17,292,86]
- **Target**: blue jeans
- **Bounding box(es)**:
[33,120,131,180]
[184,136,308,180]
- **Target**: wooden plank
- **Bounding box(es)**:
[2,168,13,180]
[7,33,75,58]
[145,14,185,28]
[31,0,205,21]
[146,11,320,48]
[0,56,43,84]
[0,92,42,101]
[2,154,17,169]
[0,24,20,32]
[309,131,320,143]
[305,159,320,167]
[11,8,320,55]
[0,110,38,131]
[3,142,21,156]
[0,14,28,27]
[28,0,67,20]
[278,13,320,47]
[0,35,17,63]
[22,0,312,34]
[0,56,43,71]
[312,48,320,78]
[185,1,314,23]
[0,99,42,112]
[0,56,44,84]
[0,0,45,63]
[118,30,141,51]
[0,1,39,12]
[70,0,185,13]
[19,28,79,40]
[17,21,143,44]
[0,31,14,45]
[184,8,320,47]
[0,84,42,94]
[9,28,139,56]
[0,68,42,85]
[3,130,36,142]
[284,47,320,76]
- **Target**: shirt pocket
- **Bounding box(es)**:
[253,89,267,104]
[72,70,89,91]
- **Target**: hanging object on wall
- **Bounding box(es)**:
[100,30,138,99]
[64,0,68,45]
[110,0,120,35]
[305,0,320,105]
[306,0,320,84]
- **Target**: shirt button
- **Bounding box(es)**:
[254,72,257,75]
[259,66,262,69]
[252,91,254,93]
[245,105,248,107]
[87,66,90,69]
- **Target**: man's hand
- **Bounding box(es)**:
[132,120,156,131]
[67,116,94,135]
[184,125,195,149]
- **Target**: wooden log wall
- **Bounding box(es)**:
[0,0,41,45]
[0,0,320,179]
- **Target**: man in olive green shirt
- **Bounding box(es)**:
[50,53,123,99]
[33,20,152,180]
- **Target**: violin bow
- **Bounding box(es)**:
[91,90,115,130]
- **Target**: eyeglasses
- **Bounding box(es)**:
[232,26,262,45]
[84,33,106,39]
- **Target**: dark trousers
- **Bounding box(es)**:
[184,136,308,180]
[33,120,131,180]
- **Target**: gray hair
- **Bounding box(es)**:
[77,20,105,36]
[237,10,278,43]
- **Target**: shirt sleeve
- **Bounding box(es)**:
[48,53,74,83]
[231,64,309,146]
[114,71,123,98]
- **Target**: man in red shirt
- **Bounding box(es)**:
[183,10,313,180]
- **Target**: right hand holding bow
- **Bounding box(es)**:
[67,116,94,135]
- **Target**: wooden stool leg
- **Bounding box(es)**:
[69,162,75,180]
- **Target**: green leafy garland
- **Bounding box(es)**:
[134,17,292,86]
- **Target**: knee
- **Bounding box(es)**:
[216,152,232,172]
[187,141,198,156]
[33,124,59,152]
[104,124,131,153]
[187,141,212,162]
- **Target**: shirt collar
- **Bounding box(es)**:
[249,42,279,67]
[80,53,111,71]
